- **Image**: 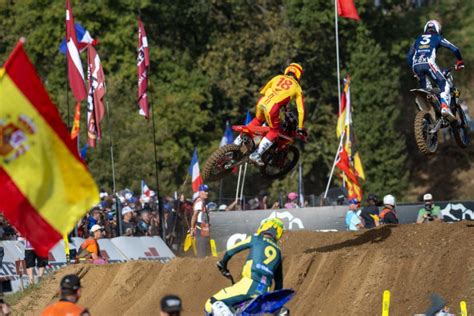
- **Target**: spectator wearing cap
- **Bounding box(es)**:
[380,195,399,224]
[417,193,442,224]
[121,206,136,236]
[77,225,103,261]
[41,274,89,316]
[191,184,211,257]
[345,198,364,231]
[284,192,299,209]
[360,194,380,229]
[160,294,182,316]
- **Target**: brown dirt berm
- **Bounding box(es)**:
[12,222,473,315]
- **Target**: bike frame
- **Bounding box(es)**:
[232,125,299,153]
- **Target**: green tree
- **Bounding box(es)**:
[348,25,408,198]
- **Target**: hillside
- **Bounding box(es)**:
[12,222,473,315]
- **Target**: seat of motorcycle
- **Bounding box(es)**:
[429,87,441,95]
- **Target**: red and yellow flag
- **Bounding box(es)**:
[0,40,99,256]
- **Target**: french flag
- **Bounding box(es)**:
[188,149,203,193]
[219,121,234,147]
[141,180,151,197]
[60,23,96,54]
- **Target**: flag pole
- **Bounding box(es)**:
[335,0,342,115]
[298,162,304,207]
[323,130,345,200]
[104,100,117,194]
[150,100,165,240]
[239,162,248,204]
[235,165,242,202]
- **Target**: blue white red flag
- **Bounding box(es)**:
[220,121,234,147]
[60,23,96,54]
[141,180,151,197]
[245,110,252,125]
[188,149,203,192]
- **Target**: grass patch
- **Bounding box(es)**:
[4,283,41,306]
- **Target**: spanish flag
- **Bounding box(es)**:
[0,40,99,256]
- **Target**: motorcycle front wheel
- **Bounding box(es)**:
[260,145,299,180]
[451,106,470,148]
[202,144,244,181]
[414,110,438,155]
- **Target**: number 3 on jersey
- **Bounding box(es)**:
[263,245,277,264]
[276,77,293,90]
[420,34,431,45]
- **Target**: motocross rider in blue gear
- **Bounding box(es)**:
[406,20,464,121]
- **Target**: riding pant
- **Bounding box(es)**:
[247,97,290,142]
[204,277,267,314]
[413,62,451,106]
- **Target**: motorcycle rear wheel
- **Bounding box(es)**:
[414,110,438,155]
[202,144,243,181]
[452,107,470,148]
[260,145,299,180]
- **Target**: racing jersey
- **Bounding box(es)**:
[406,33,462,68]
[222,234,283,290]
[258,74,305,129]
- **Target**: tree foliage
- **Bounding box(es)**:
[1,0,471,201]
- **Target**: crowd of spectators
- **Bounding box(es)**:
[344,191,445,231]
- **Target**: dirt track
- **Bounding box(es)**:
[13,222,473,315]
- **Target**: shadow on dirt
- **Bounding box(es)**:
[304,226,393,254]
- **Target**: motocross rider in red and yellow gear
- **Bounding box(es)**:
[235,63,306,166]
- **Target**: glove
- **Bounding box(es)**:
[296,128,308,137]
[216,261,231,278]
[455,60,465,70]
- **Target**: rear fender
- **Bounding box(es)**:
[410,89,437,112]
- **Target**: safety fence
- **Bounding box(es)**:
[210,201,474,252]
[0,236,174,293]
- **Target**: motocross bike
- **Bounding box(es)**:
[207,269,294,316]
[411,66,470,155]
[202,112,307,181]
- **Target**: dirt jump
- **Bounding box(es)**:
[12,222,473,315]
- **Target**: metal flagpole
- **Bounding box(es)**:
[104,101,117,194]
[235,165,243,202]
[298,162,304,207]
[150,103,166,240]
[324,130,345,199]
[239,162,248,203]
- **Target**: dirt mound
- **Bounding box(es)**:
[13,222,473,315]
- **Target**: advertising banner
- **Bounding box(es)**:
[0,236,174,293]
[210,201,474,252]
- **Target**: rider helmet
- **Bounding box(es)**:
[256,218,284,241]
[423,20,442,34]
[284,63,303,82]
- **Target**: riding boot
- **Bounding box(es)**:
[440,100,455,121]
[249,137,273,166]
[234,135,243,146]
